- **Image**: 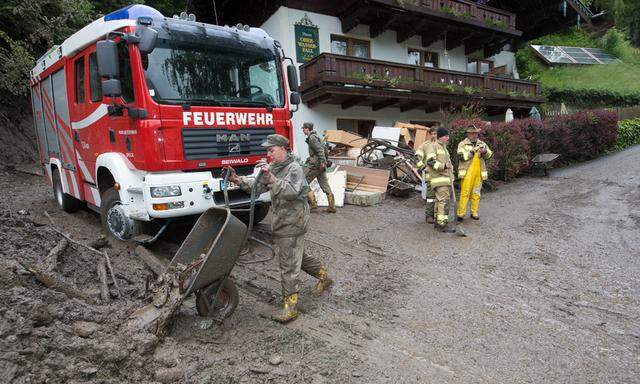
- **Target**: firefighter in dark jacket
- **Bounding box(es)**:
[227,134,333,323]
[302,122,336,213]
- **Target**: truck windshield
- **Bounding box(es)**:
[142,40,284,107]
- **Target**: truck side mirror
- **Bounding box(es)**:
[96,40,119,78]
[290,91,301,105]
[287,64,299,92]
[102,79,122,98]
[137,27,158,54]
[289,91,301,114]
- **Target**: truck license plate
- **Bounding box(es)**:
[220,180,239,191]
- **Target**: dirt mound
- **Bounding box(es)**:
[0,211,162,383]
[0,104,38,167]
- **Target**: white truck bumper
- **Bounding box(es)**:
[124,170,269,221]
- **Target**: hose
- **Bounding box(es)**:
[222,167,275,263]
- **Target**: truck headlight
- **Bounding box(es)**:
[150,186,182,198]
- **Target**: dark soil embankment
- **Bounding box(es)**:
[0,103,38,166]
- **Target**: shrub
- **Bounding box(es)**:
[482,121,530,180]
[450,109,618,180]
[616,118,640,149]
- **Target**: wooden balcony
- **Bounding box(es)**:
[299,53,543,111]
[373,0,517,31]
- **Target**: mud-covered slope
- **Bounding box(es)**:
[0,104,38,166]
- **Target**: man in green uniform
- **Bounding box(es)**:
[424,128,455,233]
[226,134,333,323]
[302,122,336,213]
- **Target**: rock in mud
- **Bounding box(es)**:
[133,333,160,355]
[155,367,184,383]
[249,365,270,374]
[72,321,100,338]
[268,354,283,366]
[31,305,54,327]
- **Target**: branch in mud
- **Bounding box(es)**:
[40,238,68,272]
[125,266,186,337]
[19,261,97,305]
[97,258,111,304]
[135,245,169,277]
[43,211,121,297]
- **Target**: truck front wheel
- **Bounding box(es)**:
[100,187,140,241]
[52,169,81,213]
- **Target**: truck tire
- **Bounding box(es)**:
[234,203,270,226]
[195,278,239,319]
[52,169,81,213]
[100,187,140,241]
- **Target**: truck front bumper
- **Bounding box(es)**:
[125,170,269,221]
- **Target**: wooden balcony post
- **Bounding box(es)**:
[470,4,478,21]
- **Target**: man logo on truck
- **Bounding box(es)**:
[216,133,251,143]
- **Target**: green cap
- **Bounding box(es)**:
[261,134,290,148]
[302,122,314,130]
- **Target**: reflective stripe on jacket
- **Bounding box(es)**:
[457,138,493,180]
[425,140,453,188]
[415,140,434,180]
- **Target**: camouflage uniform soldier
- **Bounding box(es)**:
[302,122,336,213]
[227,134,333,323]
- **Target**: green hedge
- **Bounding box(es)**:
[545,88,640,108]
[615,118,640,150]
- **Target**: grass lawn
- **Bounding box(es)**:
[537,62,640,94]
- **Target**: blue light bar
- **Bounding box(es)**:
[103,5,164,22]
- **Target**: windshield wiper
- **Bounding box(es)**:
[227,100,276,111]
[157,98,227,109]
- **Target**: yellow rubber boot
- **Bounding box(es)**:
[312,267,334,295]
[307,191,318,210]
[272,293,299,323]
[325,193,336,213]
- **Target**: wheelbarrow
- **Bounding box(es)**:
[531,153,560,176]
[169,207,247,319]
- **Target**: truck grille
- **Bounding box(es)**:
[182,128,275,160]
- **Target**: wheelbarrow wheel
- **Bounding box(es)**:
[195,279,239,319]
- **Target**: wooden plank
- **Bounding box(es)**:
[324,130,369,148]
[338,165,390,193]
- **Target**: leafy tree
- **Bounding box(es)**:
[595,0,640,46]
[0,0,94,103]
[0,0,185,105]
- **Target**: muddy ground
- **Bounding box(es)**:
[1,145,639,383]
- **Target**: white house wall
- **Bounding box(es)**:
[261,6,516,159]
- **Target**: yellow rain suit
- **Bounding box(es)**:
[456,138,492,218]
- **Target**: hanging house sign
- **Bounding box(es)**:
[294,14,319,64]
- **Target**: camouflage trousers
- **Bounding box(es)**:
[274,235,323,297]
[305,167,332,195]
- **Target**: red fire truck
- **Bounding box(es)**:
[29,5,301,241]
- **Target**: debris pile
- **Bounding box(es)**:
[323,122,429,205]
[0,210,172,383]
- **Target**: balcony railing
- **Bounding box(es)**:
[299,53,542,105]
[375,0,516,30]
